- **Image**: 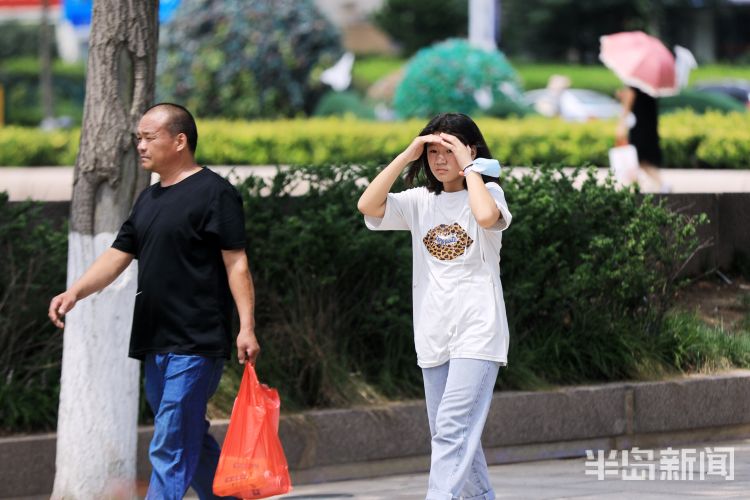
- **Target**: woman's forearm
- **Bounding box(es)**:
[357,153,411,217]
[465,172,501,228]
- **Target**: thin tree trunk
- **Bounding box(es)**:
[53,0,157,497]
[469,0,497,51]
[39,0,54,126]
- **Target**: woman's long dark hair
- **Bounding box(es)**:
[405,113,496,194]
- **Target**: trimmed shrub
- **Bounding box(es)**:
[394,39,527,118]
[217,164,720,407]
[237,166,418,408]
[157,0,344,119]
[196,118,409,166]
[498,166,708,387]
[0,22,49,60]
[0,58,85,126]
[0,194,67,433]
[2,113,750,169]
[4,165,750,432]
[0,126,78,166]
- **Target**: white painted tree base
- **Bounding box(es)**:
[52,232,140,499]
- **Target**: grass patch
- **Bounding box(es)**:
[515,63,750,94]
[352,57,750,95]
[656,312,750,373]
[691,65,750,84]
[514,63,622,94]
[352,55,406,89]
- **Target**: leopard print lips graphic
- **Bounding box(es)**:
[422,223,473,261]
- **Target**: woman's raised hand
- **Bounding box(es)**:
[439,132,474,170]
[401,134,445,163]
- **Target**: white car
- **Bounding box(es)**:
[523,88,622,122]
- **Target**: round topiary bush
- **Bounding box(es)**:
[393,38,526,118]
[157,0,343,119]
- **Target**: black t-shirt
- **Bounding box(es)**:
[112,167,246,360]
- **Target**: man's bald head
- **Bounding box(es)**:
[144,103,198,154]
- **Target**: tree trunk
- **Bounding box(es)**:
[469,0,497,51]
[53,0,157,497]
[39,0,55,126]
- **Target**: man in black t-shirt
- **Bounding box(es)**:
[49,103,258,499]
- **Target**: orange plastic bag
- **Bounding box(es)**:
[213,364,291,499]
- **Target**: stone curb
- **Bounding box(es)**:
[2,370,750,498]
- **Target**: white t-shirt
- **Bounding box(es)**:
[365,182,512,368]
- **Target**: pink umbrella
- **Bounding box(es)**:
[599,31,677,97]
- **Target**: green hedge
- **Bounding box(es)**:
[0,194,67,433]
[1,112,750,168]
[0,58,86,126]
[0,126,78,165]
[0,23,51,60]
[203,112,750,169]
[4,164,750,432]
[220,165,746,408]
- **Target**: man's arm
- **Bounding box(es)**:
[222,248,260,364]
[48,247,134,328]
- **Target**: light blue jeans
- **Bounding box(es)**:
[144,353,236,500]
[422,358,500,500]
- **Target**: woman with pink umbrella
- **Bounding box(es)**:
[600,31,679,192]
[615,86,664,190]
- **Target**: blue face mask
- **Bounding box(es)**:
[464,157,501,178]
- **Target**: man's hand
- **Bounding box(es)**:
[46,247,134,329]
[222,249,258,364]
[236,328,260,365]
[48,290,78,329]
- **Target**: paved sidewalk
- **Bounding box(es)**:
[269,438,749,499]
[2,166,750,201]
[17,438,747,499]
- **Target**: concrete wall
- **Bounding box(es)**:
[2,371,750,498]
[652,193,750,275]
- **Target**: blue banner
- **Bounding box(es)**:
[63,0,180,26]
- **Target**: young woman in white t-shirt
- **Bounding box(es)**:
[358,113,512,500]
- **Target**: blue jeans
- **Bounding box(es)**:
[144,353,235,500]
[422,358,500,500]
